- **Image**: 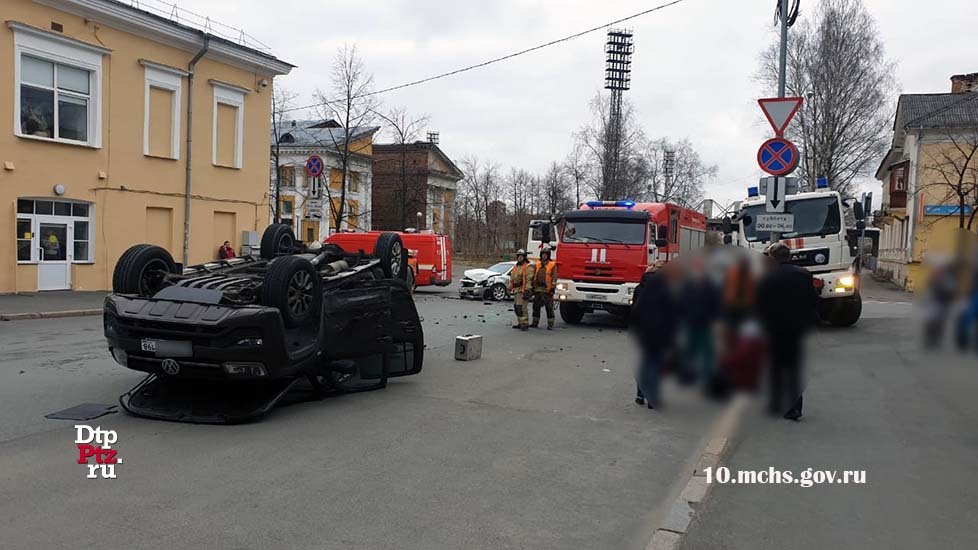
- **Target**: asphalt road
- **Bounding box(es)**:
[681,289,978,550]
[0,277,718,550]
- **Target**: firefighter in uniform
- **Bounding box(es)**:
[509,249,533,331]
[531,245,558,330]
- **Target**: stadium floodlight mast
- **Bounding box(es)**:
[604,28,634,198]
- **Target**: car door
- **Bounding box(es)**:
[321,279,423,384]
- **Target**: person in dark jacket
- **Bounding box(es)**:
[681,260,720,384]
[630,261,678,410]
[756,243,818,420]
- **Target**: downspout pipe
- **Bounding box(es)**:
[182,37,210,265]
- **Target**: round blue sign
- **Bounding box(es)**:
[757,138,799,176]
[305,155,324,178]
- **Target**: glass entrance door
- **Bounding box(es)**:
[37,222,70,290]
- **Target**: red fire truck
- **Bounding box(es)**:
[326,230,452,288]
[530,200,707,324]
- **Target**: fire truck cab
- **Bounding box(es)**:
[540,200,707,324]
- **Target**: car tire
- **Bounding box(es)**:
[262,255,322,328]
[373,232,408,280]
[490,283,508,301]
[112,244,178,296]
[260,223,297,259]
[831,293,862,327]
[406,268,416,295]
[560,302,585,324]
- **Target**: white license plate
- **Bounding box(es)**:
[141,338,157,352]
[586,294,608,301]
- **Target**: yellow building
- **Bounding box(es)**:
[875,73,978,291]
[1,0,293,292]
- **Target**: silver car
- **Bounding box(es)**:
[458,261,517,301]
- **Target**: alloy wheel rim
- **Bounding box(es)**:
[287,270,313,315]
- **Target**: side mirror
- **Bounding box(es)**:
[657,224,668,240]
[655,238,668,248]
[856,220,866,231]
[540,222,552,243]
[721,216,733,234]
[741,214,753,227]
[853,202,865,221]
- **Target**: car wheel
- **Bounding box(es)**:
[831,293,862,327]
[262,256,322,327]
[260,223,297,259]
[373,232,408,280]
[490,283,508,301]
[560,302,585,324]
[112,244,177,296]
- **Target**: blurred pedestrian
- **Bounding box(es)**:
[531,245,558,330]
[756,243,818,421]
[630,260,677,410]
[509,249,533,331]
[218,240,236,259]
[923,259,957,348]
[721,254,755,348]
[681,260,719,384]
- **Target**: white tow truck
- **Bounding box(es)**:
[727,183,867,327]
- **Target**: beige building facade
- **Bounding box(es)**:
[1,0,293,292]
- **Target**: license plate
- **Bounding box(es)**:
[141,338,192,357]
[586,294,608,301]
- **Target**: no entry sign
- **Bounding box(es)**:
[757,137,799,176]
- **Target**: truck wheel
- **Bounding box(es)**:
[262,256,322,327]
[490,283,508,301]
[831,294,862,327]
[373,232,408,280]
[112,244,177,296]
[260,224,297,259]
[560,302,585,324]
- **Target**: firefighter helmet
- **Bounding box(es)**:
[516,249,526,256]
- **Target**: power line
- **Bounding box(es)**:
[282,0,690,114]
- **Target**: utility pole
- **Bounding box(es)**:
[777,0,789,99]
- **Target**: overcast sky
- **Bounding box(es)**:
[176,0,975,206]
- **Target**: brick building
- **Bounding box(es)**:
[371,142,463,238]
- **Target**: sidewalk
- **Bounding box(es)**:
[0,291,105,321]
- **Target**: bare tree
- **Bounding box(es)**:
[759,0,897,197]
[505,168,533,252]
[374,106,430,229]
[269,84,298,223]
[919,128,978,231]
[576,93,650,200]
[642,138,717,207]
[563,143,593,208]
[542,162,573,219]
[314,44,379,232]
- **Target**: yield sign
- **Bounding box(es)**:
[758,97,803,137]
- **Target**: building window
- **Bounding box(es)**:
[211,81,246,168]
[278,165,296,188]
[348,200,360,229]
[349,171,361,193]
[329,168,343,190]
[17,219,32,261]
[15,199,94,263]
[142,61,184,159]
[280,197,294,218]
[11,22,104,147]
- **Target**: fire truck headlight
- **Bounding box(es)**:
[627,287,635,295]
[556,283,566,291]
[558,294,566,301]
[838,275,855,288]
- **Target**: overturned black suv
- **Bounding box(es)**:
[103,224,423,423]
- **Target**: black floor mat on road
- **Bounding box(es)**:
[45,403,118,421]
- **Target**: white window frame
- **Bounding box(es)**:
[15,199,95,264]
[210,80,247,169]
[9,22,106,148]
[141,60,185,159]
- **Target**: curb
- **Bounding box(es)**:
[645,396,748,550]
[0,309,102,322]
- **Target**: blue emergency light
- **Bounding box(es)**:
[747,186,759,197]
[816,177,829,189]
[586,200,636,209]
